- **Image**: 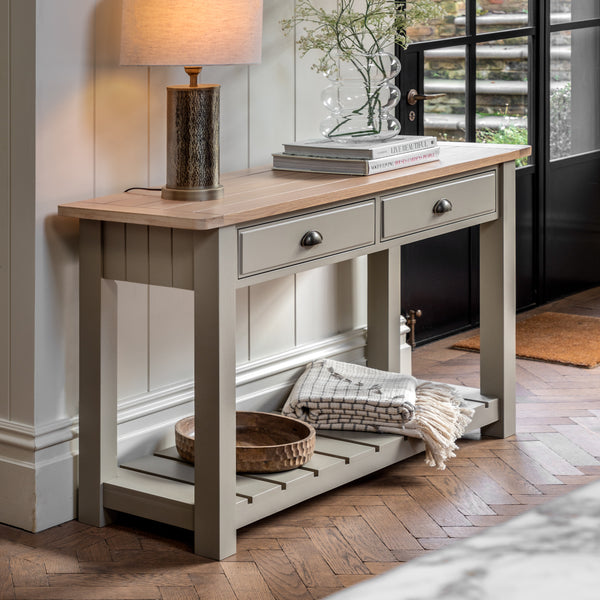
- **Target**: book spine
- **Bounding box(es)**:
[370,137,436,159]
[366,147,441,174]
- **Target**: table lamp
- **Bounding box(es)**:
[120,0,263,201]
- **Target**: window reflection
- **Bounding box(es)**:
[476,1,529,34]
[551,1,600,24]
[550,27,600,159]
[423,47,466,141]
[476,37,529,165]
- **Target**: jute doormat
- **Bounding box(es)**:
[452,311,600,369]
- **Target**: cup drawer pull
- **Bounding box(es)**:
[300,230,324,248]
[433,198,453,215]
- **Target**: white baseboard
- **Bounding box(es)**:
[0,419,76,531]
[117,327,373,460]
[117,325,411,461]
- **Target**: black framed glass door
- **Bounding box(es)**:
[397,0,600,344]
[544,3,600,299]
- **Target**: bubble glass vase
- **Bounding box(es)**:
[320,52,401,142]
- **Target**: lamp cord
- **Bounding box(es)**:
[124,186,161,193]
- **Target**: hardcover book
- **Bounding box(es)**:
[282,135,437,160]
[272,145,441,176]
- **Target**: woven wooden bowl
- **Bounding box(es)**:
[175,412,315,473]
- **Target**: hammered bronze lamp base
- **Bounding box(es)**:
[164,77,224,201]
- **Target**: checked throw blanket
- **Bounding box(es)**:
[281,359,474,469]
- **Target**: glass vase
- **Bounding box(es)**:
[320,52,401,142]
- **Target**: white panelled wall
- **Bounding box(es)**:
[0,0,410,531]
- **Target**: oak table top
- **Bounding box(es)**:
[58,142,531,230]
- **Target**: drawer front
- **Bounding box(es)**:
[239,201,375,277]
[381,171,496,240]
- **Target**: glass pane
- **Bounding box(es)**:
[406,0,464,42]
[476,1,530,34]
[423,46,466,141]
[551,1,600,25]
[475,37,530,165]
[550,27,600,160]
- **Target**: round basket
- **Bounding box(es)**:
[175,411,315,473]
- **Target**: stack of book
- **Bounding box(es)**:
[272,135,439,176]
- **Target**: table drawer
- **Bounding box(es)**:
[381,171,496,240]
[238,200,375,277]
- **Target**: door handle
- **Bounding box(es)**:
[407,89,447,106]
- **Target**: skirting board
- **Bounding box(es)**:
[0,418,78,531]
[0,451,76,532]
[117,325,411,462]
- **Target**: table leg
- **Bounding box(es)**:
[480,162,517,438]
[78,220,118,526]
[367,246,402,372]
[192,228,237,559]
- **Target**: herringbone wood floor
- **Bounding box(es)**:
[2,287,600,600]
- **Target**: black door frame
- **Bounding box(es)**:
[396,1,600,343]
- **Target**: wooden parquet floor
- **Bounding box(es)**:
[2,287,600,600]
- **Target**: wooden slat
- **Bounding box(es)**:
[250,549,313,600]
[124,224,149,283]
[491,449,563,485]
[159,586,200,600]
[148,226,173,286]
[382,495,447,538]
[9,557,48,587]
[297,453,345,476]
[236,476,282,503]
[356,505,422,551]
[470,457,542,495]
[172,229,194,289]
[404,483,472,527]
[220,562,275,600]
[102,469,194,530]
[188,574,236,600]
[313,437,376,464]
[305,527,371,575]
[445,465,519,505]
[512,440,583,476]
[154,446,181,461]
[242,468,315,491]
[279,539,341,589]
[315,430,403,452]
[102,222,126,280]
[533,432,600,467]
[329,517,396,562]
[14,587,162,599]
[121,455,194,484]
[427,474,497,515]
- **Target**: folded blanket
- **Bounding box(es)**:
[281,359,474,469]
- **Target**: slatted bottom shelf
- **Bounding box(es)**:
[106,386,498,531]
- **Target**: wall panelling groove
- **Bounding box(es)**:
[0,0,10,421]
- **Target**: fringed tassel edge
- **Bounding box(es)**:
[414,382,475,470]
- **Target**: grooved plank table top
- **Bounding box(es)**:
[58,142,530,230]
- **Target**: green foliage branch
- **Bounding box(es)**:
[281,0,444,75]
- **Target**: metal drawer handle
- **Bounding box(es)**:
[300,230,323,248]
[433,198,453,215]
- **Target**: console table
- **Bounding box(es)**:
[58,141,529,560]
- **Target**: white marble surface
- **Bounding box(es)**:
[327,479,600,599]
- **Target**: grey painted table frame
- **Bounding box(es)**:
[76,161,516,560]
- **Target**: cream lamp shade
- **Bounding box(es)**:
[120,0,263,201]
[120,0,263,66]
